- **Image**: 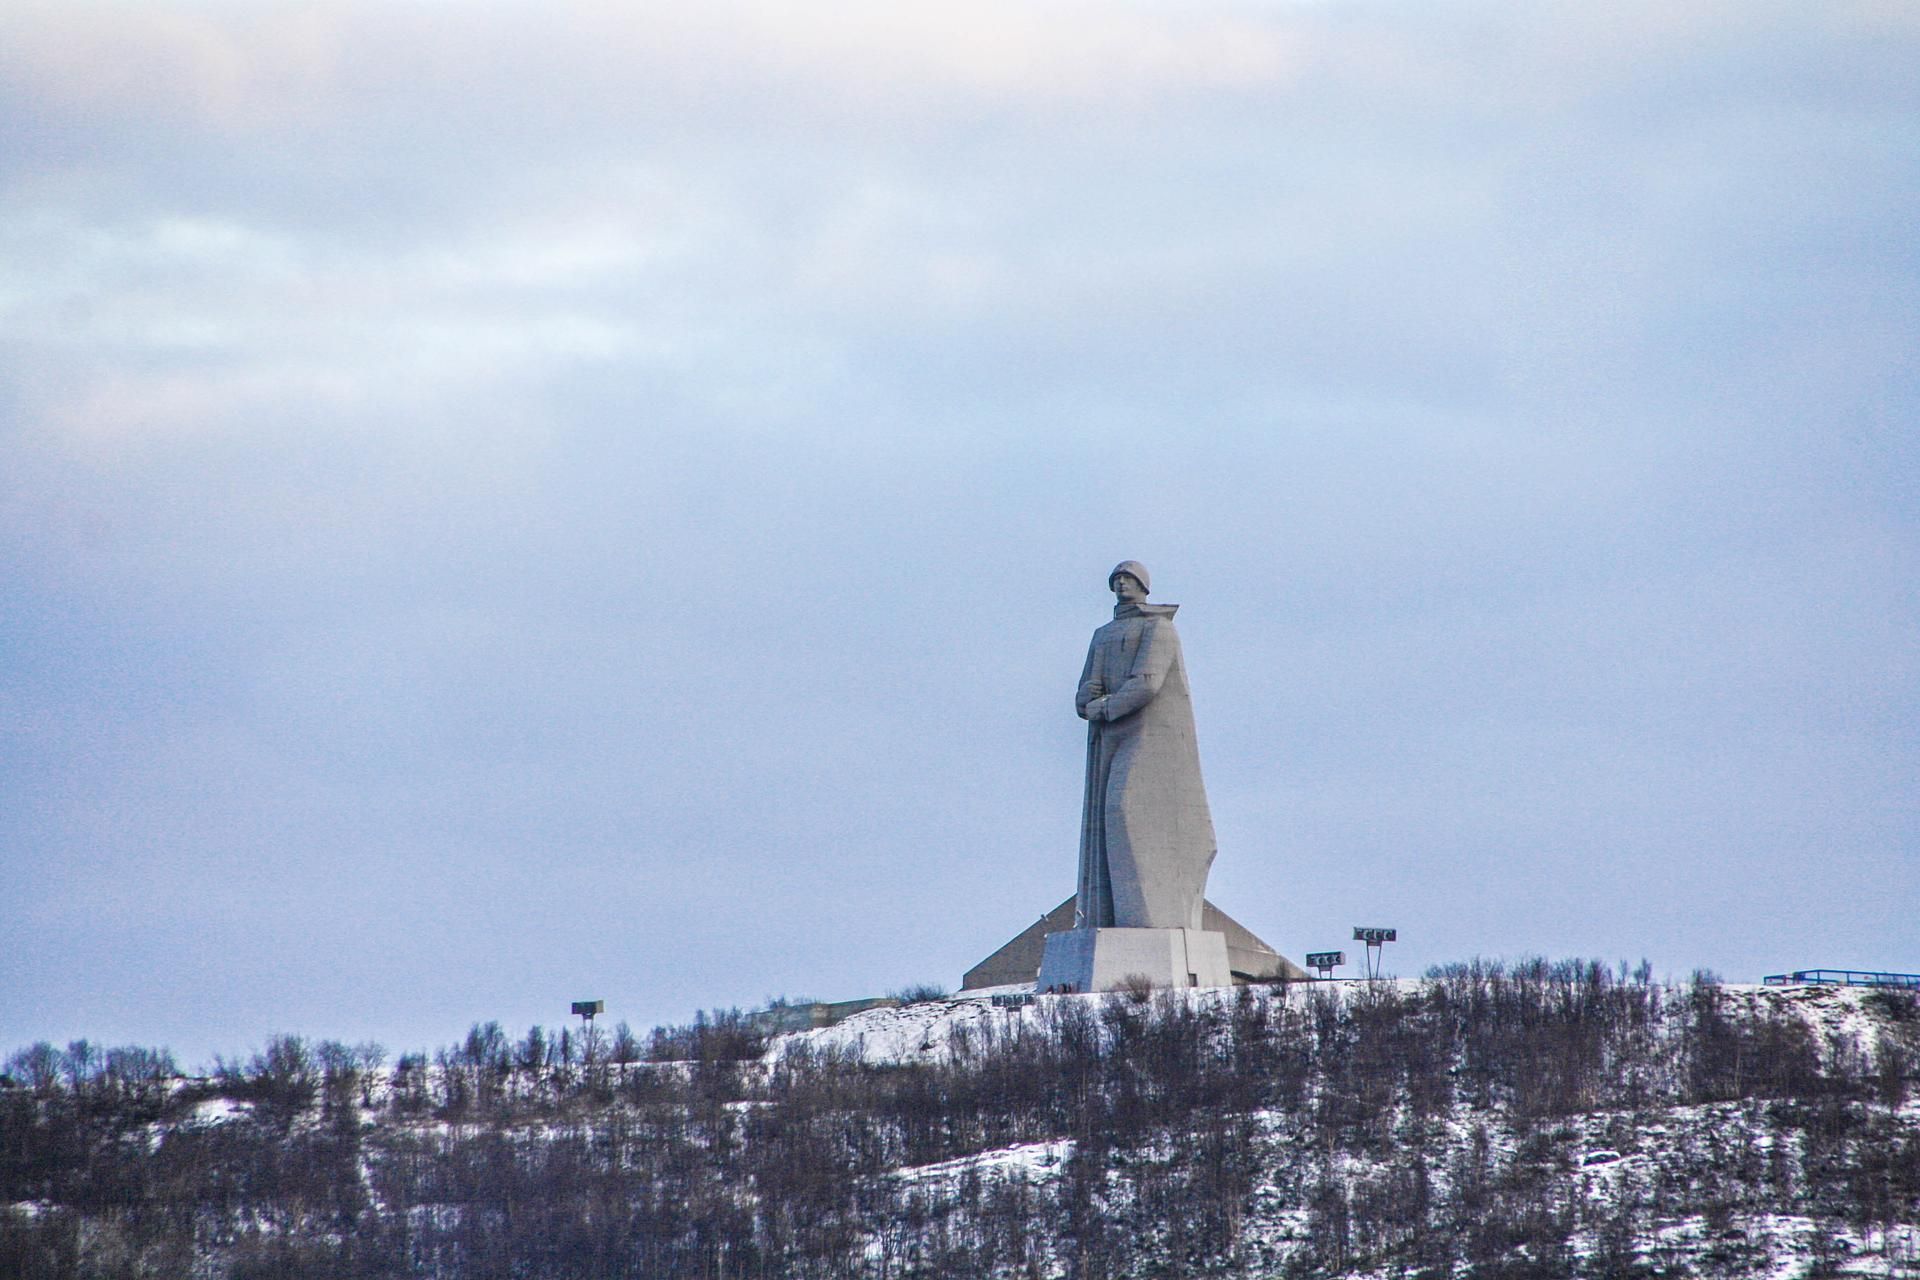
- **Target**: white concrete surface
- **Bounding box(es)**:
[1034,926,1235,992]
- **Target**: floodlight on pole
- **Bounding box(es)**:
[1305,951,1346,980]
[1351,927,1397,979]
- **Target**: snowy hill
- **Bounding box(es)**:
[5,966,1917,1277]
[762,976,1919,1276]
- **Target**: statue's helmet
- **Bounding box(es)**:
[1108,560,1150,594]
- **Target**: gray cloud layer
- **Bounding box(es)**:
[3,1,1915,1062]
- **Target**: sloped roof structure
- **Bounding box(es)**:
[962,897,1310,989]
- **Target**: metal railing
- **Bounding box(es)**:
[1762,969,1920,990]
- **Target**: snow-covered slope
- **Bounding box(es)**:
[766,978,1920,1277]
[6,974,1914,1278]
[770,978,1892,1068]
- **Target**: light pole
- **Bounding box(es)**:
[1352,928,1397,980]
[1306,951,1346,980]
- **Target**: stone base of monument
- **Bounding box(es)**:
[1034,927,1235,993]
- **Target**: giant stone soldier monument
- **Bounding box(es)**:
[964,562,1307,992]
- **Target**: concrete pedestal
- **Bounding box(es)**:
[1034,927,1235,993]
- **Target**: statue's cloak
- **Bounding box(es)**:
[1075,602,1216,930]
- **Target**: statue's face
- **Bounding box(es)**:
[1112,572,1146,603]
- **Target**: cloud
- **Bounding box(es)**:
[0,1,1306,139]
[7,0,1915,455]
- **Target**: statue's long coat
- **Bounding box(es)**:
[1074,602,1216,930]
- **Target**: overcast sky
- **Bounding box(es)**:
[3,0,1915,1067]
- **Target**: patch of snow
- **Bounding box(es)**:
[767,982,1295,1067]
[767,989,1037,1065]
[186,1096,249,1125]
[893,1138,1074,1187]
